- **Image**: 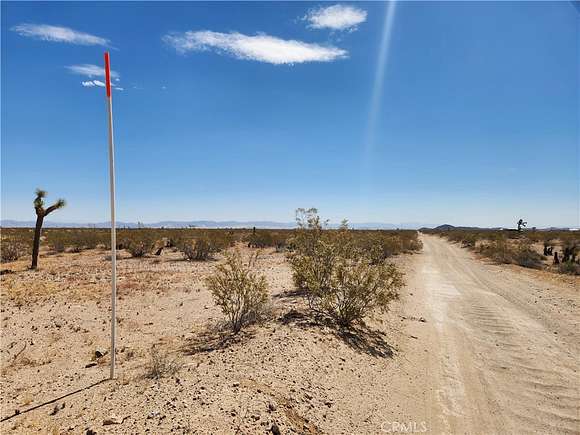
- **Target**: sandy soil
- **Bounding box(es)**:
[1,236,579,434]
[403,235,580,434]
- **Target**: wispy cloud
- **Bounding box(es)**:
[66,64,119,79]
[11,23,110,46]
[304,5,367,31]
[80,79,123,91]
[163,30,347,64]
[81,80,105,87]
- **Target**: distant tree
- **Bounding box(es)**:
[31,189,65,269]
[517,219,527,232]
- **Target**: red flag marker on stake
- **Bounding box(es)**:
[104,52,117,380]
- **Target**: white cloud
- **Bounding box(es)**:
[11,23,109,46]
[81,80,105,87]
[304,5,367,31]
[66,64,119,79]
[163,30,347,64]
[80,80,123,91]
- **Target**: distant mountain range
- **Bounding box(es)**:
[3,220,574,231]
[0,219,435,230]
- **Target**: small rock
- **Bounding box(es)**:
[147,411,160,419]
[85,362,97,368]
[95,348,108,358]
[418,317,426,323]
[86,428,97,435]
[267,402,277,412]
[49,404,60,416]
[270,423,281,435]
[232,382,240,388]
[103,415,123,425]
[304,392,313,401]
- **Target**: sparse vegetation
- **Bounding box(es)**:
[1,240,27,262]
[180,238,212,261]
[145,345,183,379]
[205,250,269,333]
[313,257,403,327]
[288,208,406,327]
[427,228,579,273]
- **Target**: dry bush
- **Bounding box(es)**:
[288,209,404,327]
[206,230,235,252]
[478,238,543,269]
[205,250,269,333]
[179,231,234,261]
[354,231,421,264]
[145,345,183,379]
[127,240,151,257]
[121,231,156,257]
[478,239,512,264]
[1,240,27,262]
[318,259,403,327]
[180,238,212,261]
[247,230,288,249]
[512,241,544,269]
[46,229,110,253]
[559,261,580,275]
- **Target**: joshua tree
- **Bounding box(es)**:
[517,218,527,232]
[31,189,65,269]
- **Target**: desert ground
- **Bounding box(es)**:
[1,234,579,434]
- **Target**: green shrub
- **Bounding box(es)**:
[317,259,403,327]
[205,251,269,333]
[288,209,404,327]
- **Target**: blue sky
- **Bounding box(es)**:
[1,1,578,227]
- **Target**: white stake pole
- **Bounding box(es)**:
[104,52,117,380]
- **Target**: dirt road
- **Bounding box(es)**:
[400,235,579,434]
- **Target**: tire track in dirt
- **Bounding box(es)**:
[419,235,580,434]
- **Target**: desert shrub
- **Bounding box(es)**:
[46,230,109,253]
[337,230,422,265]
[558,261,580,275]
[146,345,183,379]
[478,239,512,264]
[247,230,286,249]
[289,238,338,290]
[287,211,352,288]
[461,233,479,248]
[1,241,26,262]
[479,239,543,269]
[124,234,155,257]
[127,240,151,257]
[288,209,404,327]
[180,238,212,261]
[315,259,403,327]
[206,230,234,252]
[512,242,543,269]
[205,251,269,333]
[248,231,273,248]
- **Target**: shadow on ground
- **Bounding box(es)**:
[277,307,395,359]
[181,321,256,355]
